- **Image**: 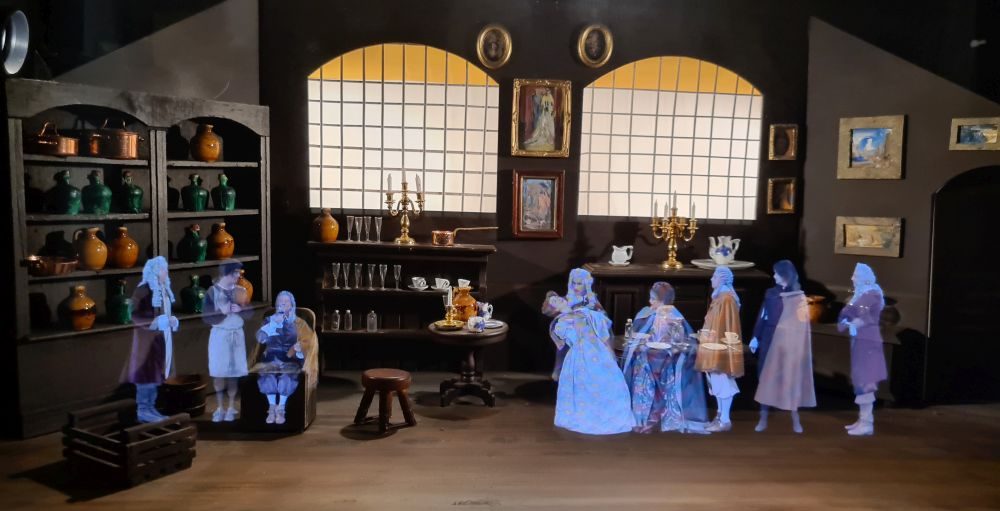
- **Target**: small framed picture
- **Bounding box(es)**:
[767,177,796,214]
[949,117,1000,151]
[837,115,905,179]
[834,216,903,257]
[768,124,798,160]
[577,24,613,68]
[511,79,572,158]
[512,169,564,239]
[476,24,512,70]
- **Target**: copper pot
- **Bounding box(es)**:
[93,119,142,159]
[25,122,79,157]
[431,226,498,246]
[24,255,78,276]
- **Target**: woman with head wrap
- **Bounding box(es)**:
[694,266,744,432]
[541,268,634,434]
[202,260,253,422]
[751,260,816,433]
[837,263,888,436]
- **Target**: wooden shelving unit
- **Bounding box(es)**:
[166,209,259,219]
[24,154,150,167]
[25,212,151,223]
[167,160,259,168]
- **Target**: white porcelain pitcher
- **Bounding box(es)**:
[708,236,740,265]
[611,245,634,264]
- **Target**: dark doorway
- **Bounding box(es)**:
[927,166,1000,403]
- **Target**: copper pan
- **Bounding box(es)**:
[431,226,498,246]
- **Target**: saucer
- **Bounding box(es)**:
[430,286,451,292]
[408,284,428,291]
[690,259,755,270]
[485,319,504,329]
[608,261,631,266]
[646,341,670,350]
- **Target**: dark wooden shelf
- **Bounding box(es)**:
[320,287,479,297]
[23,154,150,167]
[307,240,496,256]
[26,212,151,223]
[168,255,260,270]
[319,328,431,340]
[28,265,145,283]
[167,209,259,219]
[167,160,259,168]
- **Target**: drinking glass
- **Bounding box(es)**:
[393,264,402,290]
[367,263,375,290]
[353,263,362,289]
[341,262,351,289]
[374,217,383,243]
[353,217,362,242]
[379,264,388,290]
[330,262,341,289]
[345,215,355,242]
[363,216,372,242]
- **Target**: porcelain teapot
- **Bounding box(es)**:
[708,236,740,265]
[611,245,634,264]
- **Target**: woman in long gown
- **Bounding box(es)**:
[542,268,634,434]
[752,260,816,433]
[694,266,744,432]
[524,88,556,151]
[838,263,888,436]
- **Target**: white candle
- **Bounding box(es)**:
[416,175,422,193]
[447,287,453,307]
[653,200,658,221]
[664,199,669,217]
[692,202,696,219]
[672,191,677,211]
[402,169,407,186]
[387,174,392,193]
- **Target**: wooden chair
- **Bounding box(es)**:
[354,368,417,434]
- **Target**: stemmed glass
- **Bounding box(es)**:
[353,263,362,289]
[393,264,402,290]
[363,216,372,242]
[379,264,388,290]
[374,217,383,243]
[353,217,362,242]
[366,263,375,290]
[341,262,351,289]
[329,262,340,289]
[345,215,355,242]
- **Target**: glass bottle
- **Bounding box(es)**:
[624,318,633,342]
[332,309,341,331]
[366,310,378,332]
[344,309,353,331]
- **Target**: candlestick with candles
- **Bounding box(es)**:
[650,195,699,269]
[384,173,426,245]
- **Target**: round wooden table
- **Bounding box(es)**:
[427,321,509,407]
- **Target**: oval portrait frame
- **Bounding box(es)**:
[476,24,512,70]
[577,24,613,68]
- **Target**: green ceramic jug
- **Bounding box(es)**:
[176,224,208,262]
[181,275,207,314]
[211,174,236,211]
[181,173,208,212]
[45,170,81,215]
[120,170,144,213]
[82,170,112,214]
[106,279,133,325]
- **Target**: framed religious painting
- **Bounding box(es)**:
[511,79,571,158]
[837,115,905,179]
[512,169,564,239]
[948,117,1000,151]
[834,216,903,257]
[476,24,512,70]
[577,24,613,68]
[768,124,798,160]
[766,177,796,214]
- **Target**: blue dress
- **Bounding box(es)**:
[751,286,786,377]
[549,305,635,434]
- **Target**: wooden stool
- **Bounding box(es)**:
[354,369,417,434]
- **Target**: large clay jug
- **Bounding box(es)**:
[176,224,208,262]
[181,275,207,314]
[81,170,112,214]
[208,222,235,259]
[311,208,340,242]
[453,286,478,322]
[74,227,108,270]
[120,170,144,213]
[236,269,254,304]
[190,124,222,162]
[211,174,236,211]
[108,226,139,268]
[62,285,97,331]
[106,279,133,325]
[45,170,81,215]
[181,173,208,212]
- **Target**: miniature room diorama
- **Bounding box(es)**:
[1,1,999,509]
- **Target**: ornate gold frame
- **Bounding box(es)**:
[948,117,1000,151]
[834,216,903,257]
[511,78,572,158]
[476,24,512,70]
[768,124,798,160]
[766,177,796,215]
[577,24,613,68]
[837,115,905,179]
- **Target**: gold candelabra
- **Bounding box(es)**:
[650,206,698,269]
[384,179,425,245]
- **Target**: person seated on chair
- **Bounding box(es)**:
[250,291,318,425]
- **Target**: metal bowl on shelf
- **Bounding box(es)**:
[24,255,77,276]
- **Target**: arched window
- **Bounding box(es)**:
[307,44,500,212]
[579,57,763,220]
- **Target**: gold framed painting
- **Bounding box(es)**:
[512,169,565,239]
[767,177,796,214]
[948,117,1000,151]
[837,115,905,179]
[511,79,571,158]
[834,216,903,257]
[768,124,798,160]
[476,24,512,70]
[577,24,613,68]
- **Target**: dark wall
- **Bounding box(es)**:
[802,20,1000,400]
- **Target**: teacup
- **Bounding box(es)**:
[631,332,651,344]
[434,278,451,289]
[724,331,740,343]
[477,301,493,320]
[699,329,717,342]
[467,316,485,333]
[411,276,427,288]
[458,278,471,288]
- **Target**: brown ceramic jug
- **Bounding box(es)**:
[236,269,254,304]
[208,222,235,259]
[108,226,139,268]
[453,286,478,321]
[312,208,340,242]
[190,123,222,162]
[74,227,108,270]
[63,285,97,331]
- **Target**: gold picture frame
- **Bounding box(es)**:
[476,24,512,70]
[768,124,798,160]
[948,117,1000,151]
[577,24,613,68]
[767,177,796,214]
[511,79,572,158]
[834,216,903,257]
[837,115,906,179]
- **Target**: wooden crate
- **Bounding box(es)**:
[62,399,197,487]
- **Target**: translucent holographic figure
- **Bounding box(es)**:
[694,266,744,432]
[838,263,888,436]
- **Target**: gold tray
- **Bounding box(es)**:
[433,319,465,331]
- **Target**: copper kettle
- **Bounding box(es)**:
[431,226,498,246]
[89,119,143,160]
